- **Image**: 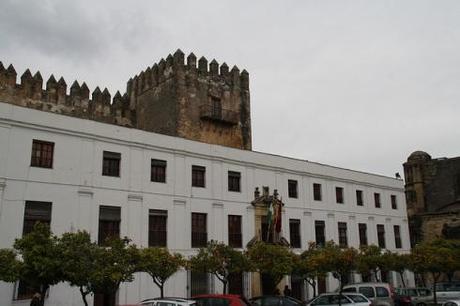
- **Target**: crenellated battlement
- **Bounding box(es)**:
[0,62,132,127]
[0,49,252,150]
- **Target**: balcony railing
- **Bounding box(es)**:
[200,104,238,125]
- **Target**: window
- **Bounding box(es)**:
[313,183,322,201]
[98,206,120,245]
[338,222,348,248]
[228,215,242,248]
[376,287,390,297]
[336,187,344,204]
[358,223,368,246]
[374,193,381,208]
[228,171,241,192]
[23,201,52,235]
[211,97,222,119]
[151,159,166,183]
[30,140,54,168]
[288,180,298,198]
[192,213,207,247]
[359,287,375,298]
[391,195,397,209]
[102,151,121,177]
[192,165,206,188]
[289,219,301,248]
[377,224,386,248]
[315,220,326,246]
[18,201,53,300]
[394,225,402,249]
[356,190,363,206]
[149,209,167,247]
[190,271,209,296]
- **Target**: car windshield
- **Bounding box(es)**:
[195,298,230,306]
[347,295,368,303]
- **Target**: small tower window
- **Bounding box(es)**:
[211,97,222,119]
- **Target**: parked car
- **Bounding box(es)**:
[139,297,197,306]
[250,295,304,306]
[395,288,433,306]
[342,282,395,306]
[193,294,249,306]
[442,300,460,306]
[305,292,371,306]
[435,282,460,303]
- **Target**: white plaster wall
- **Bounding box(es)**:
[0,103,412,306]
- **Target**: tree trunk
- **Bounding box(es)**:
[39,285,48,306]
[399,272,406,288]
[306,279,317,298]
[79,287,89,306]
[160,284,164,298]
[432,273,440,306]
[223,280,228,294]
[338,278,343,306]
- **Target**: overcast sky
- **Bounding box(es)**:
[1,0,459,177]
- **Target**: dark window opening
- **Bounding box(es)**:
[338,222,348,248]
[191,271,209,296]
[151,159,166,183]
[313,183,322,201]
[192,165,206,188]
[377,224,386,248]
[391,195,397,209]
[359,223,368,246]
[102,151,121,177]
[211,97,222,119]
[374,193,381,208]
[288,180,298,198]
[23,201,52,236]
[336,187,344,204]
[315,220,326,246]
[98,206,120,245]
[192,213,207,248]
[228,171,241,192]
[228,272,243,295]
[394,225,402,249]
[289,219,301,248]
[30,140,54,168]
[228,215,242,248]
[356,190,363,206]
[149,209,167,247]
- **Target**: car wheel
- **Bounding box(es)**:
[416,303,426,306]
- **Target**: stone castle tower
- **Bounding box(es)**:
[0,49,252,150]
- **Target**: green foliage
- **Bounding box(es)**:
[58,231,98,306]
[311,241,358,292]
[356,245,384,281]
[90,237,140,295]
[246,241,295,288]
[383,251,410,287]
[293,242,328,297]
[138,247,184,297]
[13,223,63,294]
[0,248,21,282]
[190,240,250,293]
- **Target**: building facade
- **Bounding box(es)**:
[403,151,460,245]
[0,51,412,306]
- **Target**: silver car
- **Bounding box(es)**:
[139,298,197,306]
[306,293,371,306]
[342,282,394,306]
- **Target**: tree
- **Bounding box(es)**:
[14,223,63,306]
[138,247,185,297]
[59,231,99,306]
[356,245,384,282]
[189,241,250,294]
[246,241,295,294]
[293,242,328,298]
[410,239,458,306]
[384,252,410,288]
[0,249,21,282]
[311,241,358,306]
[90,237,140,306]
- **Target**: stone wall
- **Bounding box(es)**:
[0,49,252,150]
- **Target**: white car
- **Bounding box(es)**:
[306,293,371,306]
[139,297,197,306]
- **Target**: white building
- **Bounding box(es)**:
[0,101,412,306]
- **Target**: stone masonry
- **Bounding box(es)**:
[0,49,252,150]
